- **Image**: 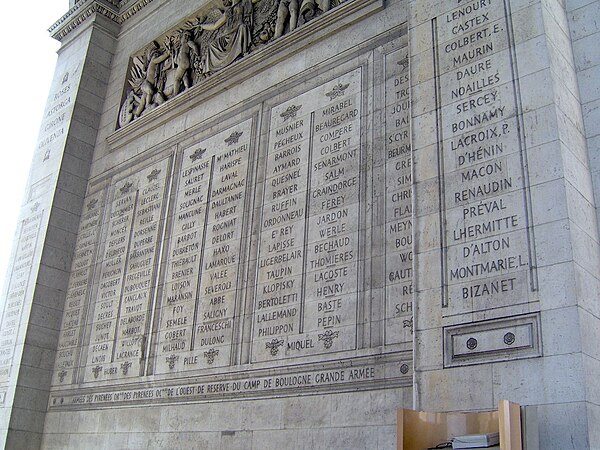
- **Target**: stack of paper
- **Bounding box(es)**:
[451,432,500,449]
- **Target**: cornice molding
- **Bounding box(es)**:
[119,0,155,23]
[49,0,120,41]
[49,0,155,41]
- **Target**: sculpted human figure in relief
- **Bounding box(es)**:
[118,0,343,128]
[134,43,170,117]
[199,0,260,72]
[274,0,298,39]
[172,30,201,95]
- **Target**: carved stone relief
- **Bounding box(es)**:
[50,34,414,408]
[118,0,348,127]
[252,69,363,362]
[0,206,44,383]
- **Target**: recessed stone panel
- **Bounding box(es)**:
[154,119,254,374]
[433,0,537,316]
[383,44,413,346]
[83,157,172,382]
[52,190,107,386]
[0,206,44,383]
[251,68,363,362]
[443,313,541,366]
[49,354,410,409]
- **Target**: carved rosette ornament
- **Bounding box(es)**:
[58,370,68,383]
[118,0,345,128]
[504,332,516,345]
[466,338,478,350]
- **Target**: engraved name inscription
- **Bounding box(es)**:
[155,120,253,373]
[434,0,535,314]
[252,68,363,361]
[384,47,413,344]
[52,192,105,385]
[84,158,170,381]
[0,209,43,383]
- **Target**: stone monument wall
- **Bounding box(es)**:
[41,0,414,447]
[0,0,599,447]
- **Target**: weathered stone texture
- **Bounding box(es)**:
[0,0,598,447]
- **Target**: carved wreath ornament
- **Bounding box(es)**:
[118,0,346,127]
[266,338,284,356]
[318,329,339,348]
[204,348,219,364]
[121,360,132,375]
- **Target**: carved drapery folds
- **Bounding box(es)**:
[118,0,345,127]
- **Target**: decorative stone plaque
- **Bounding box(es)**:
[383,46,413,345]
[83,157,171,382]
[53,191,106,385]
[252,68,363,361]
[155,120,253,373]
[0,207,43,382]
[433,0,537,315]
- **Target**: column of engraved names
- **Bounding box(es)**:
[155,144,211,374]
[436,0,530,314]
[252,102,309,361]
[306,74,361,354]
[384,47,413,345]
[252,69,362,361]
[52,191,104,385]
[0,206,42,383]
[113,159,170,377]
[37,73,73,162]
[85,159,170,381]
[196,124,251,368]
[85,181,135,381]
[155,121,252,373]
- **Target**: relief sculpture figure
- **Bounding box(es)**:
[132,42,170,117]
[274,0,298,38]
[118,0,345,128]
[200,0,260,72]
[171,30,201,95]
